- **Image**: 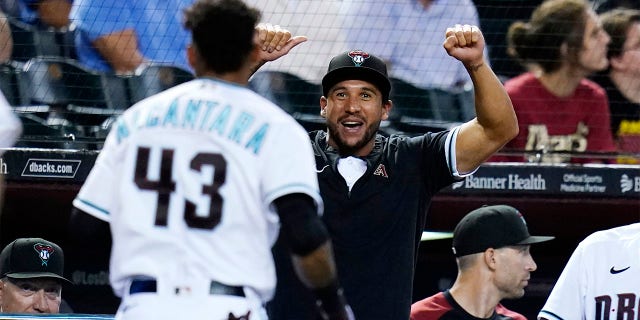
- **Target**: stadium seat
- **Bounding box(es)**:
[18,57,127,142]
[18,57,130,110]
[249,71,324,131]
[8,18,75,62]
[389,78,464,134]
[249,71,321,113]
[0,61,23,105]
[389,77,436,121]
[0,0,20,19]
[101,73,131,110]
[127,64,194,104]
[59,23,79,60]
[13,110,87,149]
[19,57,105,107]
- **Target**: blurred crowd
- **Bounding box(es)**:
[0,0,638,162]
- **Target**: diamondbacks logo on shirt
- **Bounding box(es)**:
[373,164,388,178]
[525,122,588,163]
[33,243,55,266]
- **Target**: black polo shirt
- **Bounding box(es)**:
[268,130,457,320]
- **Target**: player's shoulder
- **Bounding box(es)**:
[580,223,640,248]
[504,72,536,92]
[122,79,196,114]
[387,130,451,150]
[121,77,304,131]
[198,77,296,120]
[249,97,308,138]
[412,291,448,308]
[578,77,607,97]
[410,292,450,319]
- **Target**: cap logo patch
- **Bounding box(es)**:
[33,243,54,266]
[348,50,370,67]
[516,210,527,226]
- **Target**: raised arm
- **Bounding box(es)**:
[36,0,72,29]
[249,23,307,76]
[92,29,146,75]
[443,24,518,173]
[0,92,21,152]
[0,9,12,63]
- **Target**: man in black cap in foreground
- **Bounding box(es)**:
[0,238,72,313]
[263,24,520,319]
[411,205,554,319]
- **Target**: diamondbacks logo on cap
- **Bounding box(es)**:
[33,243,55,266]
[348,50,370,67]
[516,210,527,226]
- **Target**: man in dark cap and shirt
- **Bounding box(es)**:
[264,24,520,319]
[411,205,554,320]
[0,238,72,313]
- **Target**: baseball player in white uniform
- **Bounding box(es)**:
[0,91,21,209]
[538,223,640,320]
[0,91,21,155]
[72,1,353,319]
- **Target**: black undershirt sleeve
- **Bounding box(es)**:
[273,193,329,256]
[68,207,111,243]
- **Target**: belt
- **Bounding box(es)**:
[129,279,245,297]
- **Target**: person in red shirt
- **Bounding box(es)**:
[411,205,553,320]
[491,0,616,163]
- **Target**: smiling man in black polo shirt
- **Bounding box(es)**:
[262,24,519,320]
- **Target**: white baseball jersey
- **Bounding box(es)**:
[73,78,322,303]
[538,223,640,320]
[0,92,22,155]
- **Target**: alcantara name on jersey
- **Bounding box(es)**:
[114,98,270,154]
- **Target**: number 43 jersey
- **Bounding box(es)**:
[73,78,322,302]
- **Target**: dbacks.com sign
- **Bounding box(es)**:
[21,158,81,178]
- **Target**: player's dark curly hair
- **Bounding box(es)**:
[507,0,589,73]
[183,0,261,74]
[600,8,640,59]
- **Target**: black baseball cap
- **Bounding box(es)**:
[452,205,554,257]
[0,238,72,283]
[322,50,391,101]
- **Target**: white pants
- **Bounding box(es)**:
[115,288,268,320]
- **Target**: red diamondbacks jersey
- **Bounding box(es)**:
[491,72,616,163]
[73,78,322,302]
[411,290,527,320]
[539,223,640,320]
